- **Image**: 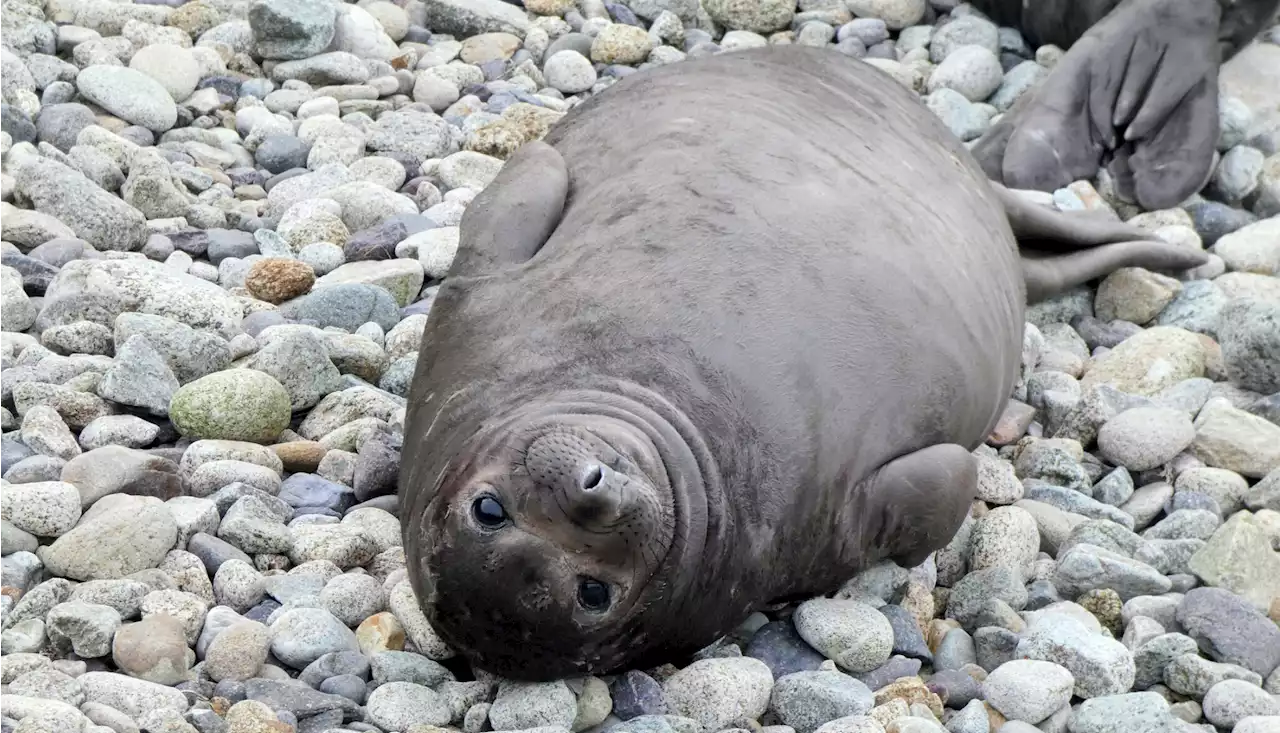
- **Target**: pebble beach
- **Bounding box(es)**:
[2,0,1279,732]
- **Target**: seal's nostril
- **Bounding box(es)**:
[581,464,603,491]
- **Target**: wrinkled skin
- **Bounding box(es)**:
[970,0,1279,210]
[399,46,1207,682]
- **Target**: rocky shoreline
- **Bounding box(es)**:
[3,0,1280,732]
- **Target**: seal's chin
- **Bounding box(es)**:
[416,418,679,680]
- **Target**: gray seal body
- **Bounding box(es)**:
[399,45,1206,681]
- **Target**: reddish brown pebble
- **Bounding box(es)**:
[270,440,328,473]
[926,619,961,654]
[244,258,316,304]
[987,399,1037,446]
[985,702,1008,731]
[969,499,989,519]
[357,612,406,655]
[1195,334,1226,380]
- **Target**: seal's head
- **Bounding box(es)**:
[409,412,688,680]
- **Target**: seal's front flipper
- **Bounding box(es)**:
[864,444,977,570]
[977,0,1224,211]
[449,140,570,278]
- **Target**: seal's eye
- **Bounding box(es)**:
[577,577,610,611]
[581,464,603,490]
[472,496,507,527]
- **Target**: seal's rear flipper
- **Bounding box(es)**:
[994,182,1154,249]
[449,141,570,277]
[972,0,1225,211]
[863,444,977,570]
[1020,242,1209,304]
[994,183,1210,303]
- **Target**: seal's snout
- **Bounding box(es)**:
[526,430,630,526]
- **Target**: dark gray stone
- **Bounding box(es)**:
[255,135,311,174]
[2,437,35,475]
[344,214,436,262]
[368,650,452,688]
[214,679,246,703]
[974,626,1020,671]
[1176,587,1280,677]
[277,283,401,331]
[206,229,259,265]
[878,603,932,662]
[300,650,371,687]
[353,434,399,502]
[249,0,337,60]
[1,253,59,294]
[169,229,212,256]
[744,619,827,678]
[245,599,281,624]
[278,473,356,514]
[854,654,922,691]
[926,668,982,709]
[187,707,230,733]
[1071,314,1144,350]
[1247,392,1280,426]
[545,32,594,60]
[1024,580,1063,610]
[241,310,289,337]
[610,670,669,720]
[1,104,37,144]
[34,103,97,152]
[1186,200,1256,245]
[187,532,254,576]
[244,678,359,717]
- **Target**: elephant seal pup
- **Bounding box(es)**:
[968,0,1279,210]
[399,45,1207,681]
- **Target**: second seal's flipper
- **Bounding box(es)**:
[983,42,1103,194]
[862,444,978,570]
[1104,72,1219,211]
[449,141,570,278]
[973,0,1226,211]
